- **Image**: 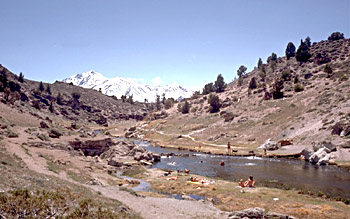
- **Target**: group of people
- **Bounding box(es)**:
[238,176,256,188]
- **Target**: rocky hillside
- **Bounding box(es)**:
[137,36,350,167]
[0,66,150,127]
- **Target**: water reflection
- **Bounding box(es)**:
[135,140,350,198]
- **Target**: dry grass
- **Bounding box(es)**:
[147,172,350,218]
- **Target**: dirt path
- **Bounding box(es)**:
[90,185,227,219]
[4,127,227,219]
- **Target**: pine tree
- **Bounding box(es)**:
[156,95,161,110]
[237,65,247,78]
[296,40,311,62]
[56,93,63,105]
[214,74,226,93]
[46,84,51,94]
[18,72,24,83]
[39,81,44,92]
[305,36,311,48]
[285,42,296,60]
[257,58,263,69]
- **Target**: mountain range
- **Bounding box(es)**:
[62,71,193,102]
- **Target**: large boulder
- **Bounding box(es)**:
[310,148,328,164]
[70,138,115,156]
[259,138,279,150]
[332,122,350,136]
[301,148,313,161]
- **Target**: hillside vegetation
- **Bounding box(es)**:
[139,36,350,167]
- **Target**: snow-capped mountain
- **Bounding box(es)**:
[62,71,193,102]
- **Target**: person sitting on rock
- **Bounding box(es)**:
[244,176,256,187]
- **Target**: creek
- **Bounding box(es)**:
[135,140,350,199]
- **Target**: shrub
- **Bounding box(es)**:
[248,77,257,89]
[258,71,266,82]
[328,32,344,41]
[208,94,221,113]
[72,92,81,100]
[181,100,190,114]
[324,64,333,78]
[237,77,244,86]
[164,98,175,109]
[281,70,292,81]
[202,82,215,95]
[294,83,304,92]
[271,79,284,99]
[267,52,277,63]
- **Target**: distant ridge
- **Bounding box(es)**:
[63,71,193,102]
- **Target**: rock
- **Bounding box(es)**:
[152,153,161,162]
[312,141,336,152]
[128,126,137,132]
[332,122,350,136]
[229,207,294,219]
[223,112,235,122]
[40,121,49,129]
[181,195,195,201]
[108,159,124,167]
[301,148,313,161]
[48,129,62,138]
[259,138,279,150]
[310,148,328,164]
[340,141,350,148]
[86,178,103,186]
[279,139,293,146]
[70,138,115,156]
[265,212,295,219]
[318,153,335,165]
[228,207,265,219]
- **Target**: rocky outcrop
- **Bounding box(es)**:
[310,147,335,165]
[228,207,294,219]
[312,141,336,152]
[49,129,63,138]
[69,138,115,156]
[259,138,279,150]
[332,122,350,137]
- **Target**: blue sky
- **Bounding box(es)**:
[1,0,349,90]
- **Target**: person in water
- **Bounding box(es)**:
[227,142,231,151]
[244,176,256,187]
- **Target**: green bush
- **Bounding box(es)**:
[294,83,304,92]
[281,70,292,81]
[328,32,344,41]
[208,94,221,113]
